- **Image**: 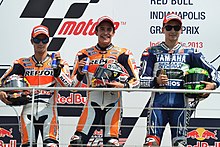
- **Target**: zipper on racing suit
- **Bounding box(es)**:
[36,61,42,118]
[101,53,105,109]
[168,50,173,105]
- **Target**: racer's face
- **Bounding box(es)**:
[163,20,182,43]
[31,34,49,54]
[96,22,115,48]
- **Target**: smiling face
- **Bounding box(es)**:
[163,20,182,44]
[95,21,115,48]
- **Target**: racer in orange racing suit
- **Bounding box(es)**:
[69,45,139,146]
[0,54,71,146]
[68,16,140,146]
[0,25,71,147]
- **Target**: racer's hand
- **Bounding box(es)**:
[198,81,216,98]
[0,91,12,105]
[156,69,168,85]
[54,52,64,68]
[53,52,64,77]
[23,90,31,96]
[201,81,216,90]
[54,52,61,59]
[77,58,87,75]
[105,81,124,88]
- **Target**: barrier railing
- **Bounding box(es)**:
[0,87,220,146]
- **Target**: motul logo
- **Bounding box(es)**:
[58,19,120,36]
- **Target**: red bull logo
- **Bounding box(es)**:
[187,128,218,141]
[0,140,16,147]
[0,128,13,138]
[187,141,220,147]
[57,93,87,105]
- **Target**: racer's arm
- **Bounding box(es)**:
[190,50,220,89]
[0,91,11,104]
[117,49,139,88]
[51,52,72,87]
[54,59,72,87]
[1,61,25,82]
[53,52,88,87]
[139,48,159,88]
[0,60,25,104]
[70,52,88,87]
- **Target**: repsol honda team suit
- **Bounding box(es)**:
[139,42,220,146]
[69,43,139,145]
[0,54,70,146]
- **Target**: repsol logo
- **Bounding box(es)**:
[59,75,72,87]
[90,59,116,65]
[25,70,53,76]
[91,59,108,65]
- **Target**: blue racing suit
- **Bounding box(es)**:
[139,42,220,146]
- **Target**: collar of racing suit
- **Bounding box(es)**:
[96,43,114,51]
[32,54,51,67]
[161,42,182,52]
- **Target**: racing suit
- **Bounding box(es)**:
[139,42,220,146]
[0,54,70,146]
[69,44,139,145]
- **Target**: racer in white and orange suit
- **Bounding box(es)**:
[68,16,139,146]
[0,25,71,147]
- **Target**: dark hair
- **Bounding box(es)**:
[95,21,115,33]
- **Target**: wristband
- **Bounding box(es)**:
[53,68,61,77]
[76,70,85,81]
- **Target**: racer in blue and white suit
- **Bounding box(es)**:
[139,13,220,147]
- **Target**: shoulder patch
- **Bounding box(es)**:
[142,47,150,56]
[22,58,31,62]
[184,48,200,54]
[13,60,19,64]
[77,52,83,56]
[125,50,133,55]
[150,46,163,54]
[86,47,94,52]
[14,57,30,64]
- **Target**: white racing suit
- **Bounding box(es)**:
[0,54,71,147]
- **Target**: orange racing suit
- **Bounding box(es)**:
[69,44,139,145]
[0,54,71,146]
